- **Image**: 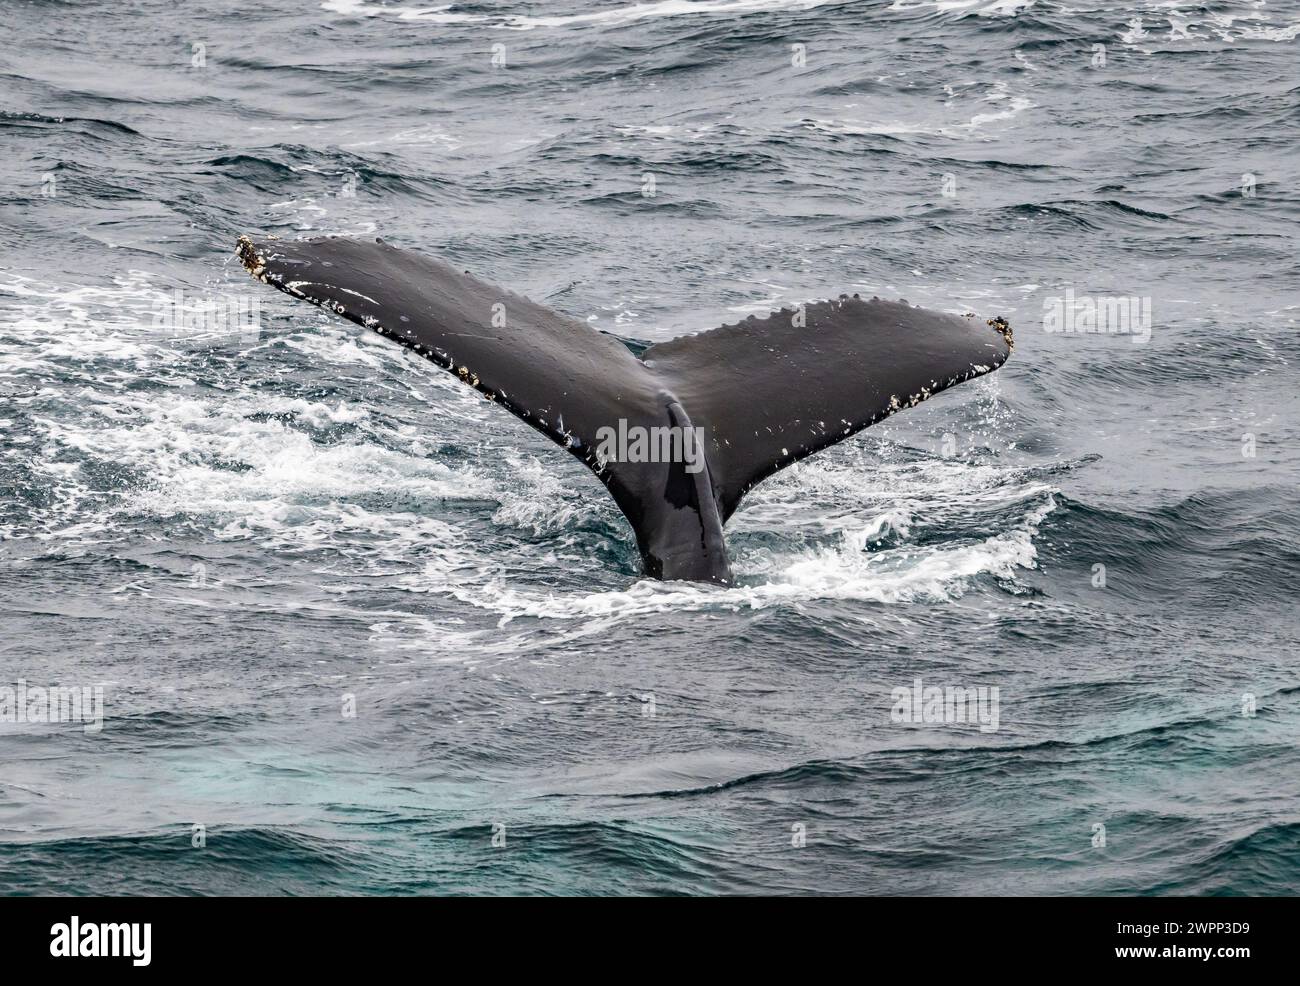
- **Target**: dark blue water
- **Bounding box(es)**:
[2,0,1298,895]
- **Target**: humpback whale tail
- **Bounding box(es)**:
[237,235,1012,584]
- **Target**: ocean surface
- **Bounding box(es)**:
[2,0,1298,896]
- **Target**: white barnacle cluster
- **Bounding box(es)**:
[986,316,1014,350]
[884,376,942,414]
[236,235,269,281]
[937,362,997,391]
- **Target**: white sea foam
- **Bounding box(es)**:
[323,0,839,29]
[5,268,1044,632]
[22,388,489,539]
[490,456,617,534]
[398,439,1056,622]
[1116,3,1299,46]
[0,270,493,547]
[417,492,1052,621]
[887,0,1036,17]
[810,81,1033,141]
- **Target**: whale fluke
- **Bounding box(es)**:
[237,235,1011,584]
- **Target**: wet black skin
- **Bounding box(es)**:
[238,235,1011,584]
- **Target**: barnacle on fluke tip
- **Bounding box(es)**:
[987,315,1014,350]
[236,234,266,280]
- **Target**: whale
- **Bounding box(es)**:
[236,235,1013,584]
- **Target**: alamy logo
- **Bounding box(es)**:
[50,917,151,966]
[1042,289,1152,343]
[0,680,104,734]
[890,677,1000,733]
[595,420,706,474]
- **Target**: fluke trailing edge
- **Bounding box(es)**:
[236,235,1013,585]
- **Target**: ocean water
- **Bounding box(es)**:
[1,0,1298,896]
